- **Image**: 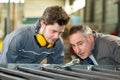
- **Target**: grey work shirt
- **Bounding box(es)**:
[79,31,120,65]
[0,20,64,64]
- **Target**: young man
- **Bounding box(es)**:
[68,25,120,65]
[0,5,70,64]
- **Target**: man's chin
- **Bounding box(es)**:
[49,40,56,44]
[79,56,87,59]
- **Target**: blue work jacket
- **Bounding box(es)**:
[0,20,64,64]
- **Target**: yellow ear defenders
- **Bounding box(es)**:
[35,34,54,48]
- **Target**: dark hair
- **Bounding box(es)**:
[69,25,92,38]
[40,5,70,26]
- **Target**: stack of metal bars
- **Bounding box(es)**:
[0,64,120,80]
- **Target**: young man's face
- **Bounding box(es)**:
[40,22,65,44]
[68,31,94,59]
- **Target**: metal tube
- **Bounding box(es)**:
[0,67,54,80]
[91,67,120,75]
[17,66,82,80]
[41,67,113,80]
[65,67,120,79]
[0,73,26,80]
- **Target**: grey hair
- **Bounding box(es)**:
[69,25,92,38]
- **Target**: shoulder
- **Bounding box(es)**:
[56,37,64,45]
[52,37,64,49]
[9,26,33,37]
[96,32,120,46]
[4,26,34,44]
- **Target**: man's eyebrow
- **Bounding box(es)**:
[70,41,81,46]
[70,44,75,47]
[75,41,83,45]
[52,29,63,33]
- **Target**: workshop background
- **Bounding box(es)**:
[0,0,120,63]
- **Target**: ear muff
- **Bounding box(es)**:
[35,34,54,48]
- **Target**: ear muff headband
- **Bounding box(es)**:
[35,34,54,48]
[47,43,54,48]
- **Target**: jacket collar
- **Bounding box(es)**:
[30,19,40,35]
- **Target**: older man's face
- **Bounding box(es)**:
[69,31,94,59]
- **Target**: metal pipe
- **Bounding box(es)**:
[65,66,120,80]
[0,73,26,80]
[91,67,120,75]
[17,66,81,80]
[0,67,53,80]
[41,67,113,80]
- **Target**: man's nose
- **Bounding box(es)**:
[75,46,80,53]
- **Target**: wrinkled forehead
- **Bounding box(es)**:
[68,31,86,43]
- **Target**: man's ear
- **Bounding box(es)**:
[39,20,46,34]
[40,20,45,28]
[89,33,94,42]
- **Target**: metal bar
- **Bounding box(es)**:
[0,73,26,80]
[41,67,113,80]
[91,67,120,75]
[0,67,54,80]
[17,66,83,80]
[65,67,120,80]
